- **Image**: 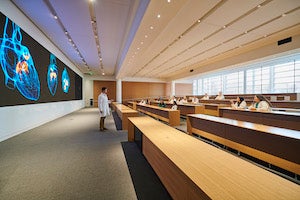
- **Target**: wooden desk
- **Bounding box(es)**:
[271,101,300,109]
[203,103,228,116]
[112,103,139,130]
[128,116,300,200]
[187,114,300,174]
[127,101,137,110]
[219,107,300,131]
[200,99,232,105]
[136,104,180,126]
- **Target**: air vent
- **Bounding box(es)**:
[84,71,93,75]
[277,37,292,46]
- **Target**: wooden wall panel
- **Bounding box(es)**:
[175,83,193,96]
[93,81,116,107]
[122,82,166,100]
[165,82,171,97]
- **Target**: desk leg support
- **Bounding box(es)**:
[187,117,192,135]
[128,120,134,142]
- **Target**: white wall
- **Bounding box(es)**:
[84,78,94,107]
[0,1,85,142]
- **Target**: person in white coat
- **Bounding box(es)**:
[98,87,110,131]
[249,95,272,111]
[230,96,247,109]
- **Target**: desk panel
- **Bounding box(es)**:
[219,107,300,131]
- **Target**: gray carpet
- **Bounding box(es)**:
[0,108,137,200]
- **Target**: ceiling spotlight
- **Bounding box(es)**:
[100,58,102,61]
[145,35,148,38]
[244,30,248,34]
[68,38,72,42]
[54,15,58,19]
[64,31,68,35]
[150,26,154,30]
[282,13,286,17]
[167,0,171,3]
[102,72,105,75]
[257,5,261,8]
[140,41,144,44]
[157,14,161,18]
[197,19,201,23]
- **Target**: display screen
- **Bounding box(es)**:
[0,12,82,107]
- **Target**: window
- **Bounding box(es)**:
[191,53,300,95]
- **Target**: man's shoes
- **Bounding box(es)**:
[103,127,108,130]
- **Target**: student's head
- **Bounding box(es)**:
[102,87,107,93]
[254,95,264,102]
[237,96,244,102]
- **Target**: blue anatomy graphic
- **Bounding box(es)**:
[47,54,58,96]
[0,17,40,100]
[62,67,70,93]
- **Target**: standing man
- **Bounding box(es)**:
[98,87,110,131]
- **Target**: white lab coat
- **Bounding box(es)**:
[232,101,247,109]
[249,101,271,111]
[215,95,225,100]
[98,92,110,117]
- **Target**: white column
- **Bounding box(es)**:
[116,79,122,103]
[171,81,175,97]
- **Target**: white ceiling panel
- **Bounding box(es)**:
[9,0,300,80]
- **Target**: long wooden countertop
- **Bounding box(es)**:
[128,116,300,199]
[136,104,180,126]
[187,114,300,174]
[219,107,300,131]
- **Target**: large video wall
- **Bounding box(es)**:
[0,12,82,107]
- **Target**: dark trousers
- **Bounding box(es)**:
[100,117,105,130]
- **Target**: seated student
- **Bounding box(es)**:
[249,95,272,111]
[215,91,225,100]
[138,99,146,105]
[169,96,177,104]
[201,93,210,100]
[171,101,178,110]
[230,97,247,109]
[158,99,166,108]
[191,96,199,104]
[179,96,188,104]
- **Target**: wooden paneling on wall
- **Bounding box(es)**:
[165,83,171,97]
[175,83,193,96]
[122,82,166,100]
[93,81,116,107]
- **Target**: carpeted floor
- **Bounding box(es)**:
[0,108,171,200]
[121,142,172,200]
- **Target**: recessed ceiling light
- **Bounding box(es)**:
[282,13,286,17]
[157,14,161,18]
[102,72,105,75]
[167,0,171,3]
[137,47,140,50]
[244,31,248,34]
[257,5,261,8]
[140,41,144,44]
[197,19,201,23]
[223,25,226,29]
[64,31,68,34]
[68,39,72,42]
[150,26,154,29]
[100,58,102,61]
[145,35,148,38]
[54,15,58,19]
